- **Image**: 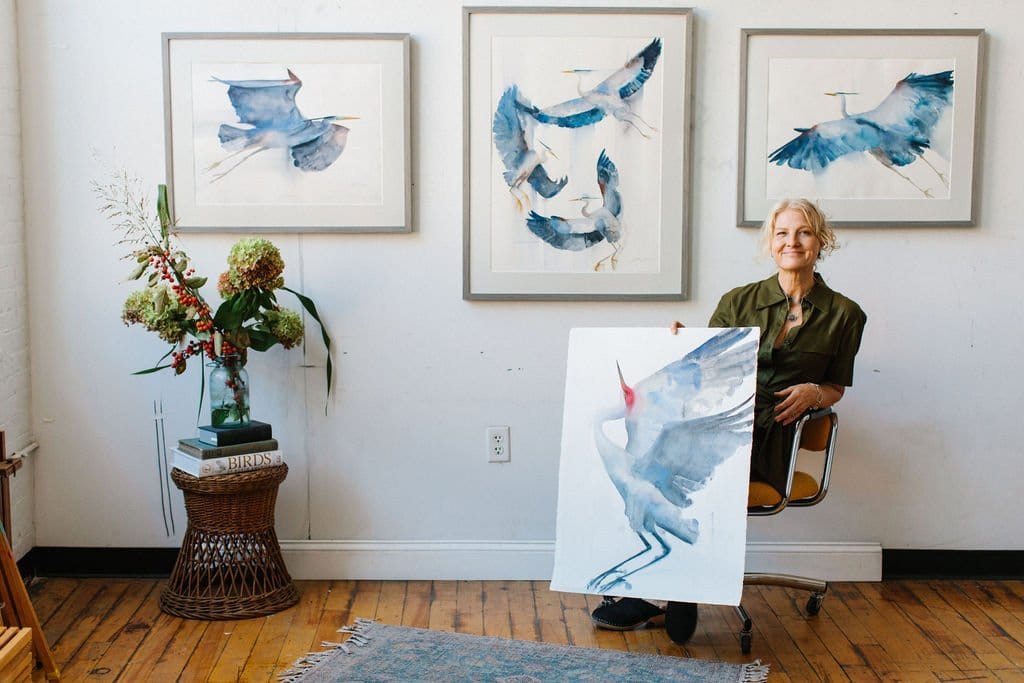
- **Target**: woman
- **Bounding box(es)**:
[591,198,867,643]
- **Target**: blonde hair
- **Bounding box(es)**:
[760,198,839,261]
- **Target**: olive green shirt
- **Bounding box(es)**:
[709,274,866,492]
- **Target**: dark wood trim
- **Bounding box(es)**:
[14,547,1024,579]
[883,549,1024,579]
[20,547,178,578]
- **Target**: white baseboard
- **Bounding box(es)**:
[280,540,882,582]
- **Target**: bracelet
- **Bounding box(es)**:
[811,383,823,409]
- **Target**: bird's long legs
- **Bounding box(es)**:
[588,529,673,593]
[878,159,934,198]
[919,153,949,188]
[207,146,270,184]
[509,184,531,213]
[593,241,622,272]
[587,534,653,592]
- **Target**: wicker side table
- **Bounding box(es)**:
[160,464,300,620]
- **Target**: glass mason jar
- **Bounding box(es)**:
[209,354,250,427]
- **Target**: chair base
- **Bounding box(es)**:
[735,573,828,654]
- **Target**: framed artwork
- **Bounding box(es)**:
[738,29,984,227]
[551,327,757,605]
[162,33,411,232]
[463,7,693,300]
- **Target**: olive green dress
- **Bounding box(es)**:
[709,274,866,494]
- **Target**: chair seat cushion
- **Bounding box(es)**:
[748,471,820,508]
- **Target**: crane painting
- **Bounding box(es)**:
[552,327,758,606]
[767,68,954,198]
[206,68,358,183]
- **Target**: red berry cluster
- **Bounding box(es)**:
[171,338,220,369]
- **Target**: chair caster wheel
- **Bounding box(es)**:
[806,592,824,616]
[740,632,752,654]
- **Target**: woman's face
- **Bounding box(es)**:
[771,208,821,274]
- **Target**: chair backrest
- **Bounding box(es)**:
[748,408,838,515]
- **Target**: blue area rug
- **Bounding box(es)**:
[280,618,768,682]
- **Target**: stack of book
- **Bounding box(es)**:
[171,421,283,478]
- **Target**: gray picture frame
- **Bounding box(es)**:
[463,7,694,300]
[738,28,985,227]
[162,32,412,233]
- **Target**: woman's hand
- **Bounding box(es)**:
[773,383,821,425]
[670,321,685,335]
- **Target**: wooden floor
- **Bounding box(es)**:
[24,577,1024,682]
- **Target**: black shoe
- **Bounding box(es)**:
[591,597,665,631]
[665,601,698,644]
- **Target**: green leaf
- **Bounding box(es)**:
[126,262,147,281]
[247,329,278,352]
[157,184,171,239]
[185,276,207,288]
[282,286,333,408]
[147,270,159,286]
[214,299,244,330]
[132,363,173,375]
[153,286,168,315]
[211,407,231,426]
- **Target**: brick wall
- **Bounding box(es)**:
[0,0,35,559]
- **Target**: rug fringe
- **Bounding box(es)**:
[276,618,376,681]
[740,659,770,682]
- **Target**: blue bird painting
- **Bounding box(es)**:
[206,68,358,183]
[493,85,568,211]
[517,38,662,138]
[525,149,623,270]
[588,328,757,593]
[768,70,954,197]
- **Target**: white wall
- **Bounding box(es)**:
[14,0,1024,571]
[0,0,34,559]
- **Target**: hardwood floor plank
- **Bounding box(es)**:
[143,618,210,682]
[532,582,568,645]
[109,584,189,682]
[375,580,407,626]
[237,608,298,681]
[508,580,539,642]
[28,578,79,626]
[741,586,819,679]
[401,580,431,629]
[560,590,600,649]
[481,581,512,639]
[428,580,456,632]
[269,580,332,680]
[455,580,484,635]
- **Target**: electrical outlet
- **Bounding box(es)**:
[487,426,511,463]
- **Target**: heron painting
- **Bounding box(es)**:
[206,68,359,183]
[525,149,623,270]
[552,327,757,605]
[768,70,954,197]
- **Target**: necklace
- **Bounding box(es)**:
[786,296,801,322]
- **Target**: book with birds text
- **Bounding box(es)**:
[171,448,283,478]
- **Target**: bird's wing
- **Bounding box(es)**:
[624,328,758,457]
[212,69,305,129]
[524,96,607,129]
[492,86,528,172]
[632,397,754,508]
[527,165,568,198]
[597,38,663,101]
[596,150,621,216]
[861,71,954,138]
[526,211,605,251]
[290,122,349,172]
[768,117,884,172]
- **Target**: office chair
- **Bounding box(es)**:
[737,407,839,654]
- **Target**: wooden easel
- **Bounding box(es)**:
[0,432,60,680]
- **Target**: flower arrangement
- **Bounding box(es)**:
[95,173,331,423]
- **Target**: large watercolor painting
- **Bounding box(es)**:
[738,29,984,226]
[551,328,758,606]
[163,33,410,232]
[464,8,692,300]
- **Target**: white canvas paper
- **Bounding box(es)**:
[551,327,758,606]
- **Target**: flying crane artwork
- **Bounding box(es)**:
[491,38,662,271]
[552,328,758,606]
[768,70,954,197]
[206,68,358,183]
